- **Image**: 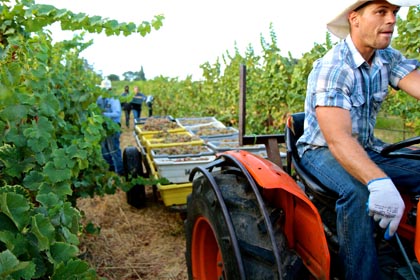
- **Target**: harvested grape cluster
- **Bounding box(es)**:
[177,118,216,125]
[142,118,180,131]
[193,127,234,136]
[153,145,211,156]
[151,132,201,143]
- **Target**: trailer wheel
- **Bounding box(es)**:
[185,170,308,279]
[123,146,147,208]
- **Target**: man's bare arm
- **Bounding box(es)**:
[315,106,387,185]
[398,69,420,100]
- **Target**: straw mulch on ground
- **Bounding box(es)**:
[77,117,188,280]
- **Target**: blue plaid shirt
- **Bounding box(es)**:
[97,96,122,124]
[297,35,419,157]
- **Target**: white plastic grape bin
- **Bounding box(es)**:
[175,117,226,130]
[207,140,266,153]
[153,155,217,183]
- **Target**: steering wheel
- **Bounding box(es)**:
[380,136,420,160]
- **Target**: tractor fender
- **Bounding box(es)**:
[223,150,331,280]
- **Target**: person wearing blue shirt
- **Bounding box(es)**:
[296,0,420,278]
[97,79,124,175]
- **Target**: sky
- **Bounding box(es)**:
[34,0,408,81]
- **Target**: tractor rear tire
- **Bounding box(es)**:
[123,146,147,208]
[185,170,308,280]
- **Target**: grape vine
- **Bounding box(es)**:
[0,0,163,278]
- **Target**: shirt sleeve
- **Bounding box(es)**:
[310,62,353,111]
[103,98,121,120]
[382,49,420,88]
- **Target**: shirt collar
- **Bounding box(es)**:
[345,35,366,68]
[344,35,385,68]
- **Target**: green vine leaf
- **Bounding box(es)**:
[60,226,79,245]
[0,230,28,257]
[23,170,44,191]
[38,182,72,198]
[43,160,72,184]
[31,213,55,251]
[49,242,79,264]
[51,258,97,280]
[0,250,35,280]
[0,213,20,233]
[0,192,30,231]
[60,202,80,227]
[152,15,164,30]
[36,192,60,208]
[24,117,54,153]
[0,104,29,122]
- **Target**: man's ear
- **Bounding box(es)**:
[348,11,360,28]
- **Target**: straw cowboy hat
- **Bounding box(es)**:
[327,0,420,39]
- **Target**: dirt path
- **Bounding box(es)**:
[78,116,188,280]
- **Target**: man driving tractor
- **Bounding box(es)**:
[296,0,420,278]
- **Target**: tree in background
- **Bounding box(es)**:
[137,66,146,81]
[108,74,120,81]
[123,66,147,81]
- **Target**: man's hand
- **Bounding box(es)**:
[367,177,405,238]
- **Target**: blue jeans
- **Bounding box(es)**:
[132,108,142,120]
[101,132,124,175]
[300,147,420,280]
[123,109,131,127]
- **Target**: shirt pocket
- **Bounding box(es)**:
[372,90,387,112]
[350,87,365,107]
[372,90,387,102]
[349,88,365,131]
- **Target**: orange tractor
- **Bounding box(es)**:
[184,66,420,279]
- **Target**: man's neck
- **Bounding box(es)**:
[349,34,376,64]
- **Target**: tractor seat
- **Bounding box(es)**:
[285,112,338,201]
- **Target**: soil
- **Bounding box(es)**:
[77,117,188,280]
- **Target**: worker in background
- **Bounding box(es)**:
[146,94,154,117]
[130,85,146,121]
[121,85,132,128]
[97,78,124,175]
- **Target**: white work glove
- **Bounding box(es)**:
[367,177,405,239]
